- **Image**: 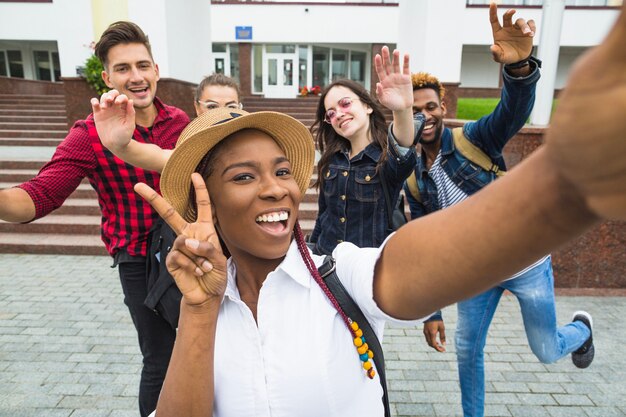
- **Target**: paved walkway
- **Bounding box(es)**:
[1,254,624,417]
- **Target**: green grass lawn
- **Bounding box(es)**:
[456,98,559,120]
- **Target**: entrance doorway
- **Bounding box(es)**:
[262,52,298,98]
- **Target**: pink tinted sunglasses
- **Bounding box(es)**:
[324,97,360,124]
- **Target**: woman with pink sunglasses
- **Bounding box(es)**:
[309,46,418,256]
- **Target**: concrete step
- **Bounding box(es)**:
[51,198,101,216]
[0,115,66,123]
[0,232,108,256]
[0,104,65,110]
[0,129,66,138]
[0,137,62,146]
[0,182,97,199]
[0,94,64,100]
[0,109,66,116]
[0,160,45,169]
[0,214,101,235]
[0,122,67,130]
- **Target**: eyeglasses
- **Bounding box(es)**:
[324,97,360,124]
[196,100,243,111]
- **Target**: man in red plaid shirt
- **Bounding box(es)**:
[0,21,189,417]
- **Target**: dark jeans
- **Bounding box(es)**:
[116,256,176,417]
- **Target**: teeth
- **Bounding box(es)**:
[256,211,289,223]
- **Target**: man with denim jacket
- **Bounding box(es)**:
[405,4,595,417]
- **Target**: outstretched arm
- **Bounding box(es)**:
[0,188,36,222]
[374,46,414,147]
[135,173,228,417]
[92,90,172,173]
[465,3,540,157]
[373,2,626,320]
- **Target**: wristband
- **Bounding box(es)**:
[505,55,542,70]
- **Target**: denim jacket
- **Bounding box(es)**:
[405,60,541,219]
[310,129,417,256]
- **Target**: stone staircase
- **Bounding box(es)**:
[0,93,325,256]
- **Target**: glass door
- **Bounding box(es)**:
[262,52,298,98]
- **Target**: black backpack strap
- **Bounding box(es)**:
[318,256,390,417]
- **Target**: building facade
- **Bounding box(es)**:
[0,0,621,98]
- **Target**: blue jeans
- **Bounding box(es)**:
[455,256,590,417]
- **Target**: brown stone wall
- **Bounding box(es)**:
[444,119,626,288]
[155,78,197,119]
[0,76,64,95]
[442,82,460,119]
[61,77,198,128]
[370,44,385,95]
[61,77,98,129]
[238,43,252,97]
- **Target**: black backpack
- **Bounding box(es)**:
[144,218,182,330]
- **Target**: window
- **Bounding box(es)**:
[34,50,52,81]
[331,49,348,81]
[212,43,227,53]
[312,46,329,88]
[266,44,295,54]
[52,52,60,81]
[298,45,308,90]
[253,44,263,93]
[7,50,24,78]
[0,51,7,77]
[229,44,240,84]
[349,51,366,84]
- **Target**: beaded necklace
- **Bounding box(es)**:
[294,222,376,379]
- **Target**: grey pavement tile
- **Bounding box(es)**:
[432,403,464,416]
[395,402,436,416]
[516,393,558,406]
[506,405,551,416]
[552,394,594,406]
[483,404,513,416]
[584,406,626,417]
[68,411,110,417]
[545,406,589,416]
[527,382,566,394]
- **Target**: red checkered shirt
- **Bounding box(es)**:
[18,97,190,257]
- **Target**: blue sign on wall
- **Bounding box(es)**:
[235,26,252,40]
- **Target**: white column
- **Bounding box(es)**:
[530,0,566,126]
[397,0,465,83]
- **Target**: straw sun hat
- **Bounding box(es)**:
[160,107,315,222]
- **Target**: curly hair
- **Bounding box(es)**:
[411,72,445,102]
[311,79,388,189]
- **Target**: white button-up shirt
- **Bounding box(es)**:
[150,239,426,417]
[212,240,424,417]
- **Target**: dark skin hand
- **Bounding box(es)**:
[423,320,446,353]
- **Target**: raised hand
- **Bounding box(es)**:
[489,2,535,64]
[374,46,413,111]
[91,90,136,153]
[545,3,626,221]
[135,173,228,306]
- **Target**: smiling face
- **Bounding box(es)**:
[412,88,447,146]
[101,42,160,110]
[205,129,301,261]
[194,85,241,116]
[323,85,373,142]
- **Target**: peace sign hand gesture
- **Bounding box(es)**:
[489,3,536,64]
[135,173,228,307]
